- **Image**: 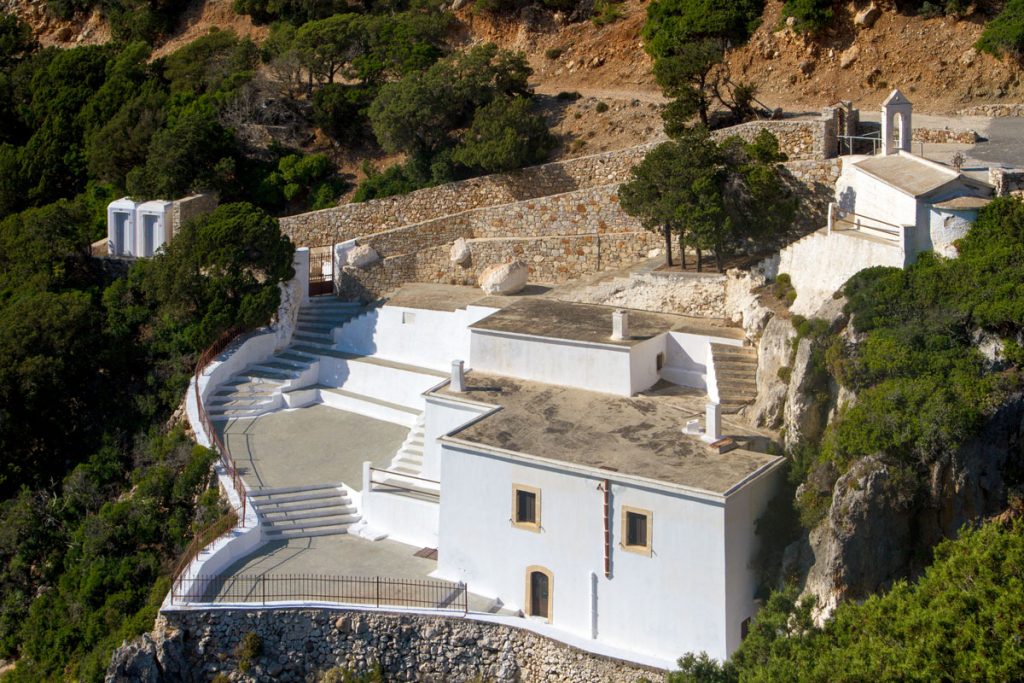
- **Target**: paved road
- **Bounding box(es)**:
[967,117,1024,167]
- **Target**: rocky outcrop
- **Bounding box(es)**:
[479,261,528,295]
[783,336,831,450]
[106,618,188,683]
[747,315,796,429]
[794,395,1024,621]
[108,610,661,683]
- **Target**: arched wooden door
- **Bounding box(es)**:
[526,566,552,622]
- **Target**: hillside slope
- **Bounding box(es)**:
[5,0,1022,114]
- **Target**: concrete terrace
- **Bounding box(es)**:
[215,404,407,491]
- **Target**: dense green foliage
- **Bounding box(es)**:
[978,0,1024,57]
[0,23,343,220]
[780,0,833,33]
[793,198,1024,513]
[670,517,1024,681]
[642,0,763,59]
[361,43,551,199]
[619,127,795,271]
[0,189,292,679]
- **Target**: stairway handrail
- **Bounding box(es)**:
[193,326,248,527]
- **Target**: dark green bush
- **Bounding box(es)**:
[780,0,833,33]
[978,0,1024,57]
[595,100,609,113]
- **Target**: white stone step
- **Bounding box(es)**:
[250,489,348,506]
[249,482,346,497]
[264,514,361,531]
[264,526,351,539]
[261,506,357,522]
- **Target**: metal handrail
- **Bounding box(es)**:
[193,327,248,525]
[171,573,469,614]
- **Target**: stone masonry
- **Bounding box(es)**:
[107,610,666,683]
[278,144,663,248]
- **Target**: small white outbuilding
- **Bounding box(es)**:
[106,197,139,257]
[135,200,173,257]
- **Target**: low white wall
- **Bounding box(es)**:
[470,330,634,396]
[318,357,442,410]
[628,336,666,394]
[778,230,906,316]
[362,489,440,548]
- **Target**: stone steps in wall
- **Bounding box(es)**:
[252,482,360,539]
[711,343,759,414]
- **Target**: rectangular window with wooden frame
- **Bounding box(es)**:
[512,484,541,531]
[622,506,652,555]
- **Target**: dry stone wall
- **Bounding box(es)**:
[911,127,980,144]
[989,167,1024,197]
[278,144,661,248]
[108,610,665,683]
[712,119,835,161]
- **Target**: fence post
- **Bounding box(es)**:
[462,582,468,615]
[261,575,266,605]
[376,576,381,608]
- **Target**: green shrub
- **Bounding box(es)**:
[592,0,624,25]
[977,0,1024,57]
[555,90,582,100]
[236,631,262,672]
[595,101,609,113]
[544,47,563,60]
[780,0,833,33]
[776,366,791,383]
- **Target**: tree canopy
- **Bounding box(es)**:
[619,127,794,271]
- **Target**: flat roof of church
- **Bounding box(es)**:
[469,298,744,347]
[431,372,781,497]
[853,153,961,197]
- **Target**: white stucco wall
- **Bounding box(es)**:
[422,393,493,480]
[334,304,498,372]
[778,229,906,316]
[722,466,784,654]
[470,330,634,396]
[628,336,666,395]
[362,489,440,548]
[435,443,746,662]
[927,208,975,257]
[317,357,442,412]
[835,165,918,228]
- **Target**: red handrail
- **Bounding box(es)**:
[193,327,248,526]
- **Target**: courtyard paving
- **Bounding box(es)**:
[214,404,408,491]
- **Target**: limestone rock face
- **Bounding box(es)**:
[450,238,472,266]
[854,4,881,27]
[106,618,186,683]
[479,261,528,295]
[802,455,913,620]
[346,245,379,269]
[746,315,797,428]
[273,275,302,351]
[797,396,1023,620]
[783,336,831,450]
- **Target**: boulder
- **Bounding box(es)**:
[839,45,859,69]
[479,261,528,295]
[854,4,881,28]
[345,245,379,269]
[450,238,472,266]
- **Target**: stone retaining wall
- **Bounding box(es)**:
[956,103,1024,117]
[989,167,1024,197]
[911,127,980,144]
[712,118,836,161]
[279,143,661,248]
[335,158,839,300]
[106,610,666,683]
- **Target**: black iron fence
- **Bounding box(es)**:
[171,574,468,613]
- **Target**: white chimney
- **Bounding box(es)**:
[451,360,465,392]
[701,402,722,443]
[612,310,630,340]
